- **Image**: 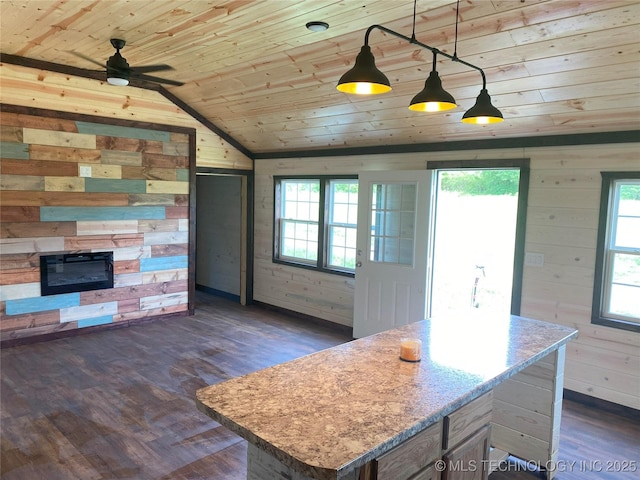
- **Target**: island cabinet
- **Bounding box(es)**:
[361,392,493,480]
[373,420,442,480]
[196,315,578,480]
[442,391,493,480]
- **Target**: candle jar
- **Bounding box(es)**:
[400,338,422,362]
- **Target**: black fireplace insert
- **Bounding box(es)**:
[40,252,114,296]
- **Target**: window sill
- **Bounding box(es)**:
[591,316,640,333]
[272,258,355,278]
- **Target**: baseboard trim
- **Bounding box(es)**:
[251,300,353,337]
[563,389,640,421]
[195,284,241,302]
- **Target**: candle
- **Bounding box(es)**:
[400,338,422,362]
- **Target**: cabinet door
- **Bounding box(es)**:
[376,421,442,480]
[442,425,491,480]
[409,463,440,480]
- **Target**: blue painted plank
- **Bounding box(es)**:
[176,169,190,182]
[140,255,188,272]
[0,142,29,159]
[75,121,170,142]
[5,293,80,315]
[78,315,113,328]
[85,178,147,194]
[41,206,165,221]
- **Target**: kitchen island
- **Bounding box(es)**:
[196,314,578,480]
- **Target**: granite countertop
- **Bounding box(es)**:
[196,314,578,480]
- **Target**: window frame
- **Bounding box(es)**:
[591,171,640,333]
[273,175,357,277]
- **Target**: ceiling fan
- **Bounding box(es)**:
[72,38,184,87]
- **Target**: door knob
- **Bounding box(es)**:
[356,261,362,267]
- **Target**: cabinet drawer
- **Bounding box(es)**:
[377,421,442,480]
[444,391,493,450]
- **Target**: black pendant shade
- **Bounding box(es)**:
[461,89,504,124]
[408,70,457,112]
[336,45,391,95]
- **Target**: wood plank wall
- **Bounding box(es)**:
[0,63,251,342]
[492,349,564,468]
[254,144,640,410]
[0,110,192,341]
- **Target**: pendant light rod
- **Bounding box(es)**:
[453,0,460,58]
[362,23,487,89]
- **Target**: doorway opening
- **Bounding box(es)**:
[428,163,529,318]
[195,170,253,305]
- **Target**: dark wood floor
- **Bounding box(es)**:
[1,292,639,480]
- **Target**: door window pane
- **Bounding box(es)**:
[369,183,416,265]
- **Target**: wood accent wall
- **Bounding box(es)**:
[0,63,252,343]
[254,143,640,409]
[0,108,193,342]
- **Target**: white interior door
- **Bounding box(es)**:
[353,170,433,338]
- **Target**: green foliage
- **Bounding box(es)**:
[333,181,358,194]
[620,184,640,200]
[440,170,520,196]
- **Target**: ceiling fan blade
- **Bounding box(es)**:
[131,72,184,86]
[69,51,105,69]
[131,64,174,73]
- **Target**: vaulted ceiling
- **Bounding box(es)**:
[1,0,639,155]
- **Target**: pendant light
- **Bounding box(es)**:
[462,88,503,124]
[408,52,456,112]
[336,45,391,95]
[336,0,504,124]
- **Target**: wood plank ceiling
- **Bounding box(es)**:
[1,0,639,155]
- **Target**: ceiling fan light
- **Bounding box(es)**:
[336,45,391,95]
[461,88,503,124]
[107,76,129,86]
[408,70,457,112]
[106,50,130,86]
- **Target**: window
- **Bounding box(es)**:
[274,176,358,275]
[278,179,320,264]
[592,173,640,332]
[327,179,358,270]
